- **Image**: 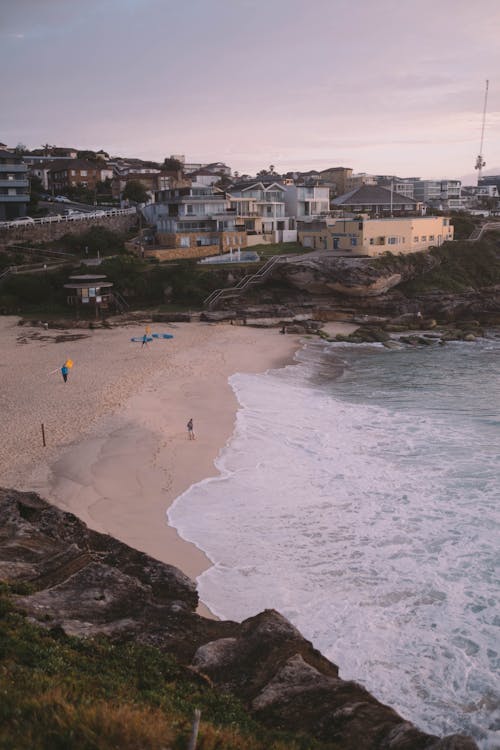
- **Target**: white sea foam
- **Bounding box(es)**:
[168,339,500,748]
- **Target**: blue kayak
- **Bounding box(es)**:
[131,336,153,342]
[151,333,174,339]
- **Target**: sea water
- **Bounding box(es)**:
[168,335,500,748]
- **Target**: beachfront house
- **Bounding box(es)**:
[298,215,454,256]
[142,185,247,261]
[283,184,330,219]
[227,181,296,243]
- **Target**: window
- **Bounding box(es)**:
[351,237,357,246]
[369,238,374,245]
[413,236,419,242]
[180,237,190,247]
[186,204,194,214]
[80,170,87,177]
[71,170,76,176]
[429,235,435,241]
[388,237,397,245]
[421,236,427,242]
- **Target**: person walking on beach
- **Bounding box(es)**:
[187,418,195,440]
[141,333,148,348]
[61,363,69,383]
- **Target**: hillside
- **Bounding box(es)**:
[0,488,478,750]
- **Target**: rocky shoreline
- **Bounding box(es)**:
[0,488,479,749]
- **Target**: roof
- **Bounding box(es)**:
[49,159,106,172]
[69,274,108,281]
[333,185,417,206]
[229,181,286,193]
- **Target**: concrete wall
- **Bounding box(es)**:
[0,214,137,245]
[145,245,221,261]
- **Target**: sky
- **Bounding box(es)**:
[1,0,500,183]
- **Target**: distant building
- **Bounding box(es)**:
[48,160,113,193]
[0,149,30,221]
[319,167,353,196]
[332,185,421,215]
[298,216,454,256]
[479,175,500,193]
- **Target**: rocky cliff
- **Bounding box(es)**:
[0,487,479,749]
[226,237,500,325]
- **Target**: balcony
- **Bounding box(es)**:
[0,179,29,189]
[0,194,30,202]
[0,163,27,173]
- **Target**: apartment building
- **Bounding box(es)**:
[0,149,30,220]
[48,160,113,193]
[298,216,454,256]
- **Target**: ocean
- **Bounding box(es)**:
[168,334,500,749]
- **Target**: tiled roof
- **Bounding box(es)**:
[333,185,417,206]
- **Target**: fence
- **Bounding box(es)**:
[0,207,136,232]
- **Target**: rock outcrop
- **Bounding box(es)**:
[0,487,479,749]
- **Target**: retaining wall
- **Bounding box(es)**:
[0,215,138,245]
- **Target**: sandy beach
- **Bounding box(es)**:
[0,317,302,589]
[0,316,356,614]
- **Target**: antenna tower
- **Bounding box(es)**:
[475,79,489,185]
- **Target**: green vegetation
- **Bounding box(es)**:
[61,226,127,257]
[450,214,478,240]
[122,180,150,204]
[0,265,73,315]
[396,236,500,294]
[0,585,329,750]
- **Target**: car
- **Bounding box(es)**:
[54,195,71,203]
[91,210,106,217]
[9,216,35,226]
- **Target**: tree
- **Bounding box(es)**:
[122,180,149,204]
[14,143,27,155]
[163,157,183,172]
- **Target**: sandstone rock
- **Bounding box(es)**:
[0,488,479,749]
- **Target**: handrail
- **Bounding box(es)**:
[203,254,290,308]
[467,221,500,241]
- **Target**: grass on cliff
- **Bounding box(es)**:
[374,235,500,295]
[0,585,331,750]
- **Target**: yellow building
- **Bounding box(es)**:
[298,216,454,256]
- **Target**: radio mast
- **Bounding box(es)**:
[475,79,489,185]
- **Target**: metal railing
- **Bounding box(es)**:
[467,221,500,241]
[203,254,290,309]
[0,207,136,231]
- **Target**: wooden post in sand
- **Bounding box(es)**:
[187,709,201,750]
[41,423,46,447]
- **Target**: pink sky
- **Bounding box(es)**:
[1,0,499,183]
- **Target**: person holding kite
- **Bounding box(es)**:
[61,359,73,382]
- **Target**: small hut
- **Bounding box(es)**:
[64,274,114,317]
